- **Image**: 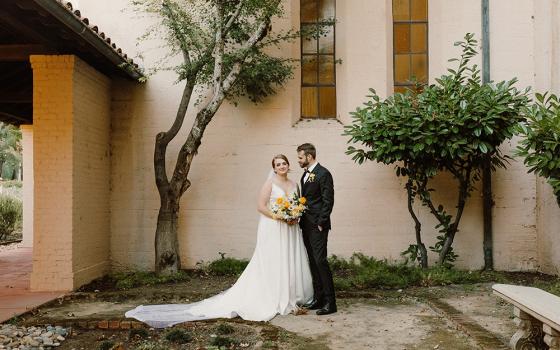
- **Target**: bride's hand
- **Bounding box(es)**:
[287,219,298,225]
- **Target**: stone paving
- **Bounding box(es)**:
[0,245,65,323]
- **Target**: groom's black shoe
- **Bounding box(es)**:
[302,298,323,310]
[316,301,337,316]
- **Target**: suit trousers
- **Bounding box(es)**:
[301,216,336,304]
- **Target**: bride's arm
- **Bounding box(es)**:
[257,180,275,219]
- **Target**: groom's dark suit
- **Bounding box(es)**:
[300,163,336,306]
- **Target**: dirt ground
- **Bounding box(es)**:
[10,275,520,350]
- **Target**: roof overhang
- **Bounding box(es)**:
[0,0,143,124]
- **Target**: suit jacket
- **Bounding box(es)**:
[299,163,334,231]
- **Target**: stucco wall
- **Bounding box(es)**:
[76,0,557,272]
[534,0,560,275]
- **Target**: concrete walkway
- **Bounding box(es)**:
[0,245,65,322]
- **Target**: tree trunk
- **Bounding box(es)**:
[406,179,428,268]
[155,195,181,274]
[438,175,469,265]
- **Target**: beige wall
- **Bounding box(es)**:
[534,0,560,275]
[21,125,33,248]
[76,0,559,272]
[29,55,111,291]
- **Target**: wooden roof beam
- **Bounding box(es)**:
[0,44,54,61]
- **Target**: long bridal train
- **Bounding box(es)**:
[125,183,313,328]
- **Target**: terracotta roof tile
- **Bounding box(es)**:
[55,0,141,71]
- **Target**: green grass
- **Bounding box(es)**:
[81,252,559,294]
[330,253,507,290]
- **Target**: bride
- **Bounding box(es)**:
[125,154,314,328]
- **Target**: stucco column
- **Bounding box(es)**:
[20,125,33,248]
[29,55,111,291]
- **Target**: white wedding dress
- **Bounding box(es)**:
[125,182,314,328]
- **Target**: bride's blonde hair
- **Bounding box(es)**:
[271,154,290,168]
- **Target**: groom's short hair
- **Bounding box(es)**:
[297,143,316,159]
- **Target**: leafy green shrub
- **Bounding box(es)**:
[207,253,249,276]
[97,340,115,350]
[517,92,560,206]
[216,323,235,335]
[330,253,504,290]
[345,33,530,267]
[211,336,236,348]
[164,328,192,344]
[129,328,149,340]
[0,194,22,240]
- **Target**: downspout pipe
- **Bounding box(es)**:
[481,0,494,270]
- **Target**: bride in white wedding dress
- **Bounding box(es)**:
[125,155,314,328]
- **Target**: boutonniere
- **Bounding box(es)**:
[308,173,316,182]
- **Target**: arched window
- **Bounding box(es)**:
[301,0,336,118]
[393,0,428,93]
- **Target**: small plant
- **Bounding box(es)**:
[97,340,115,350]
[135,343,167,350]
[211,336,236,348]
[6,315,21,325]
[0,194,21,241]
[129,328,149,340]
[164,328,192,344]
[216,322,235,335]
[207,253,249,276]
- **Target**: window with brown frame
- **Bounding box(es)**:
[393,0,428,94]
[301,0,336,118]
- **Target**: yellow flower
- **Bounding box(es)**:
[276,197,284,205]
[284,202,290,209]
[299,197,307,205]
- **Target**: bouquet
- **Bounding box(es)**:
[271,193,307,222]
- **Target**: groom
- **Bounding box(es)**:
[297,143,337,315]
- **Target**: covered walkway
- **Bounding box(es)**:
[0,245,63,322]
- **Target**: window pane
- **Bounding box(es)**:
[319,0,335,20]
[302,56,318,84]
[411,54,428,83]
[319,87,336,117]
[302,25,318,54]
[392,0,410,21]
[302,87,318,117]
[318,26,334,54]
[411,0,428,21]
[318,55,335,84]
[301,0,317,22]
[410,23,427,53]
[394,54,411,84]
[394,23,410,54]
